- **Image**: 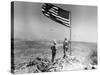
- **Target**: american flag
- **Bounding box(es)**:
[41,3,71,28]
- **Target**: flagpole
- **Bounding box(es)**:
[70,11,71,55]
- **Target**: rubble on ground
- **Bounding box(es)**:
[13,54,97,74]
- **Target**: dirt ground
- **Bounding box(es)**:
[12,39,97,74]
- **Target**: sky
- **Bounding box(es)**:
[14,2,97,42]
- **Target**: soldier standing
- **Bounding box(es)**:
[51,40,57,63]
[63,37,69,58]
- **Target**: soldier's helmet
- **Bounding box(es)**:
[65,37,67,40]
[53,40,56,45]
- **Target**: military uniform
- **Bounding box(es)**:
[51,43,57,63]
[63,39,69,58]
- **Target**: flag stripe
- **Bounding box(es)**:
[53,6,58,10]
[56,18,70,24]
[50,7,58,12]
[50,12,70,22]
[49,9,58,15]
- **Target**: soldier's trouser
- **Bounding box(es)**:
[52,52,56,63]
[63,47,68,58]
